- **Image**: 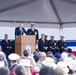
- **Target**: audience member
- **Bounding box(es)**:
[54,52,61,63]
[39,66,56,75]
[69,60,76,74]
[47,51,54,58]
[0,67,10,75]
[55,66,67,75]
[38,52,46,64]
[0,51,8,67]
[33,54,42,69]
[63,57,73,74]
[23,50,29,57]
[57,61,69,74]
[42,57,56,69]
[38,52,42,58]
[22,52,36,69]
[33,51,39,55]
[15,65,27,75]
[63,57,73,67]
[8,53,20,70]
[68,53,76,60]
[61,52,68,61]
[19,59,33,75]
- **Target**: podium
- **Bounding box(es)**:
[15,35,36,56]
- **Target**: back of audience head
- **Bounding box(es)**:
[39,66,56,75]
[18,59,32,75]
[0,67,9,75]
[40,52,46,60]
[61,52,68,61]
[55,67,66,75]
[19,57,34,68]
[68,49,72,53]
[23,50,29,57]
[0,51,7,61]
[47,51,53,55]
[68,53,76,60]
[0,51,8,67]
[8,53,20,66]
[38,52,42,58]
[57,61,69,74]
[15,65,27,75]
[0,54,4,61]
[33,51,39,55]
[42,57,56,69]
[47,54,54,58]
[46,52,55,59]
[33,54,39,62]
[54,52,61,63]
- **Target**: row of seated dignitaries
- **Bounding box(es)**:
[38,34,72,54]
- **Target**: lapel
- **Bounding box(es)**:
[4,39,8,44]
[18,27,23,34]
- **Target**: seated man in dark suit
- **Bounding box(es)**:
[48,36,59,54]
[27,23,39,43]
[57,36,68,53]
[38,34,48,53]
[15,23,27,38]
[1,34,12,58]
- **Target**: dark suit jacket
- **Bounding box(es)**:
[27,29,39,41]
[48,40,57,49]
[1,39,11,56]
[57,40,67,49]
[38,39,48,52]
[15,27,27,37]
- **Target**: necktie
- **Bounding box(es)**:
[20,28,23,34]
[43,39,45,43]
[6,40,8,43]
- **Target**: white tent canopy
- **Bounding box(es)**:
[0,0,76,28]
